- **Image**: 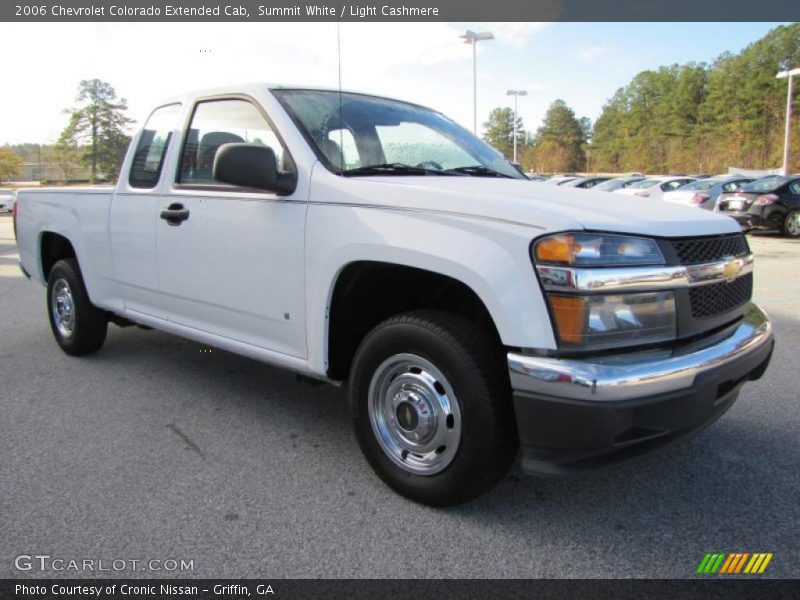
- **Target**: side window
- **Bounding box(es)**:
[128,104,181,189]
[178,99,285,185]
[663,179,687,191]
[723,181,743,192]
[790,181,800,195]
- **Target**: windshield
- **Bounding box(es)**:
[627,178,660,189]
[273,89,523,179]
[740,176,790,193]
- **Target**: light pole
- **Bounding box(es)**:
[460,30,494,135]
[777,67,800,176]
[506,89,527,163]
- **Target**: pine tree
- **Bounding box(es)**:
[57,79,134,183]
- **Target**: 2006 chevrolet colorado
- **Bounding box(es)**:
[15,84,774,505]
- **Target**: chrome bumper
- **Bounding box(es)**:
[508,304,772,402]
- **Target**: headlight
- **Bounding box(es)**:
[534,232,664,266]
[548,292,676,350]
[534,232,674,351]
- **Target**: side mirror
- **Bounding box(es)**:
[213,143,294,194]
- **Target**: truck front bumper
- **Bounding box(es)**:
[508,303,773,476]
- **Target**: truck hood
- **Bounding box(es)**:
[344,176,740,237]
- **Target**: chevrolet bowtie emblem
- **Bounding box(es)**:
[723,259,743,283]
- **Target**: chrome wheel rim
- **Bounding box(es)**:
[788,212,800,236]
[51,278,75,338]
[368,353,462,475]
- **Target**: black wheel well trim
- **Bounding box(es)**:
[325,260,505,381]
[39,231,77,282]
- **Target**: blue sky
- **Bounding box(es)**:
[441,22,790,133]
[0,21,791,144]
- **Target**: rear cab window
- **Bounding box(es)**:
[128,104,182,189]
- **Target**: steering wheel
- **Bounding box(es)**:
[416,161,443,171]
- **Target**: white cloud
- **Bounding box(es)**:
[489,23,550,48]
[578,45,615,63]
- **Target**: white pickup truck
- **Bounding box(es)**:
[15,84,774,505]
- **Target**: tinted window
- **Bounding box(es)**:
[790,181,800,195]
[128,104,181,189]
[685,179,720,191]
[722,179,750,192]
[179,99,285,185]
[661,179,692,191]
[741,176,790,193]
[628,178,660,189]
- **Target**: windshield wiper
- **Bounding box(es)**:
[444,165,514,178]
[341,163,459,177]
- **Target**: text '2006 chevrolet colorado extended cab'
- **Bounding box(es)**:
[15,84,774,505]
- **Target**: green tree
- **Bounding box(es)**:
[532,99,587,172]
[482,107,525,159]
[591,23,800,174]
[49,141,82,182]
[58,79,133,183]
[0,147,23,182]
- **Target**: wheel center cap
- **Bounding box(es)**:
[395,401,419,431]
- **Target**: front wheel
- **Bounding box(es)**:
[47,258,107,355]
[349,310,517,506]
[782,209,800,238]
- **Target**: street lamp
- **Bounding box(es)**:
[506,90,528,163]
[460,30,494,135]
[777,67,800,176]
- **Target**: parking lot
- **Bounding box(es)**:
[1,212,798,579]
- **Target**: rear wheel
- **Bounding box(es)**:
[782,209,800,238]
[349,310,517,506]
[47,258,107,355]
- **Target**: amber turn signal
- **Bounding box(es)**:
[548,295,586,344]
[534,234,576,264]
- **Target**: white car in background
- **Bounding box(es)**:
[0,189,16,212]
[614,176,697,201]
[662,176,755,211]
[592,175,646,192]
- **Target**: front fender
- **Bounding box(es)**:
[304,201,556,376]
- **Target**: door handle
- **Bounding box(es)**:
[160,203,190,226]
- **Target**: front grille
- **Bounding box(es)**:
[672,234,749,265]
[689,273,753,318]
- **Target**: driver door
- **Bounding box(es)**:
[155,97,307,358]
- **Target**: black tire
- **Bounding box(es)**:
[349,310,517,506]
[47,258,107,355]
[782,209,800,238]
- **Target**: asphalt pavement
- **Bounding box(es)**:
[1,213,798,578]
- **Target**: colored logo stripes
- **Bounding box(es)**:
[697,553,773,574]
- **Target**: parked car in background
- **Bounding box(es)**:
[592,176,646,192]
[716,175,800,237]
[545,175,580,185]
[525,174,548,182]
[614,176,697,201]
[663,176,755,211]
[689,173,713,180]
[0,189,15,212]
[560,176,612,189]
